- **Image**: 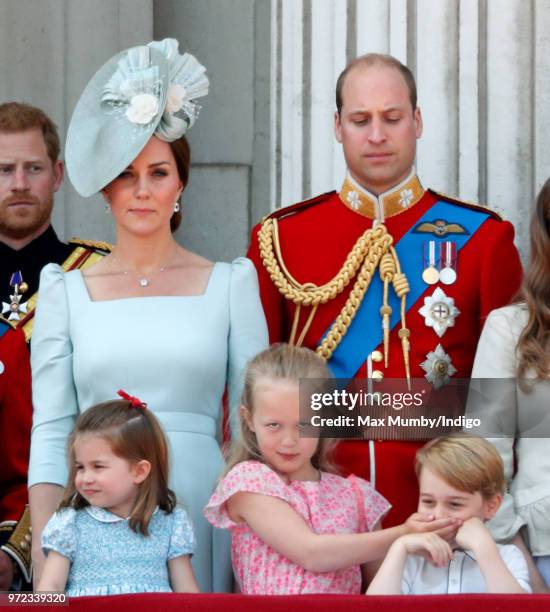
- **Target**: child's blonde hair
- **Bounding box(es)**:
[226,344,336,474]
[60,399,176,535]
[415,434,505,500]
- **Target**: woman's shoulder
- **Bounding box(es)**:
[486,303,528,330]
[39,262,65,283]
[38,261,85,293]
[210,256,256,277]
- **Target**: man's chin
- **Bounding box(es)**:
[0,216,49,240]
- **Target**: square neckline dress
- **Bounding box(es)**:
[29,257,268,592]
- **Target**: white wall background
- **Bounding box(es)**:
[271,0,550,261]
[0,0,153,245]
[0,0,270,262]
[1,0,548,261]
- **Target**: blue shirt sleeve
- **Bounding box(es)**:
[29,264,79,487]
[167,506,196,559]
[41,508,78,562]
[227,258,268,436]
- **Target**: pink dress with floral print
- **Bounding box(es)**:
[204,460,390,594]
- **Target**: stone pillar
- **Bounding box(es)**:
[271,0,550,260]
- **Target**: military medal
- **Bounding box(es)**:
[420,343,457,389]
[439,241,457,285]
[422,240,439,284]
[1,271,29,322]
[418,287,460,337]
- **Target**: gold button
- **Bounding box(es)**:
[370,350,383,363]
[20,541,28,550]
[433,360,448,377]
[372,370,384,382]
[24,534,31,543]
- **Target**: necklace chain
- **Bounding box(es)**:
[112,247,179,287]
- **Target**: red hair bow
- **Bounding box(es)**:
[117,389,147,410]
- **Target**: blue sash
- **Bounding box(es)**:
[0,320,10,340]
[324,200,490,378]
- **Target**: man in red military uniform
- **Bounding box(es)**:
[0,102,110,588]
[247,54,522,527]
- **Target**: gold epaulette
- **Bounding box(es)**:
[69,237,113,252]
[18,239,111,342]
[260,191,336,224]
[1,506,31,583]
[428,189,504,221]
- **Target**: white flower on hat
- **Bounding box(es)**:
[125,93,159,125]
[165,83,187,115]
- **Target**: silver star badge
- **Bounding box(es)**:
[347,190,361,210]
[2,293,28,321]
[399,188,413,208]
[421,344,457,389]
[418,287,460,337]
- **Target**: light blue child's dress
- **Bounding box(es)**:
[42,506,195,596]
[29,258,268,592]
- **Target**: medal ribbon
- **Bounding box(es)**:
[324,200,490,378]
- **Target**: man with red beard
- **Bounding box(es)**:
[0,102,109,589]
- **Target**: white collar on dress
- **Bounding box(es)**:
[85,505,159,523]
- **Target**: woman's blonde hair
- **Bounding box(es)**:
[415,434,505,500]
[60,400,176,535]
[225,344,336,474]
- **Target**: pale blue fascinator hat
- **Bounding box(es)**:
[65,38,209,197]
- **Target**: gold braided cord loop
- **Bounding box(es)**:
[378,252,395,280]
[317,231,392,360]
[258,218,386,306]
[379,252,396,367]
[389,246,412,387]
[257,217,412,379]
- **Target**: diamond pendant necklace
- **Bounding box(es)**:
[113,247,178,287]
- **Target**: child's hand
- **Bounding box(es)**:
[404,512,462,541]
[396,532,453,567]
[454,517,493,552]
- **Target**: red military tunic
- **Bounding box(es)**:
[0,236,110,584]
[0,324,31,523]
[247,173,522,527]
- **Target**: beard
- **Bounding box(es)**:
[0,194,54,240]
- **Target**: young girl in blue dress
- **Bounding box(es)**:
[37,392,199,596]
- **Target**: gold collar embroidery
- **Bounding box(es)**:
[339,171,425,221]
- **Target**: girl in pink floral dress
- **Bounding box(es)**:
[205,345,459,594]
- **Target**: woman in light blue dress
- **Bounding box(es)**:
[28,39,268,593]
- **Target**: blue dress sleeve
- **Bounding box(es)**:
[41,508,77,561]
[167,506,196,560]
[29,264,78,487]
[227,258,268,436]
